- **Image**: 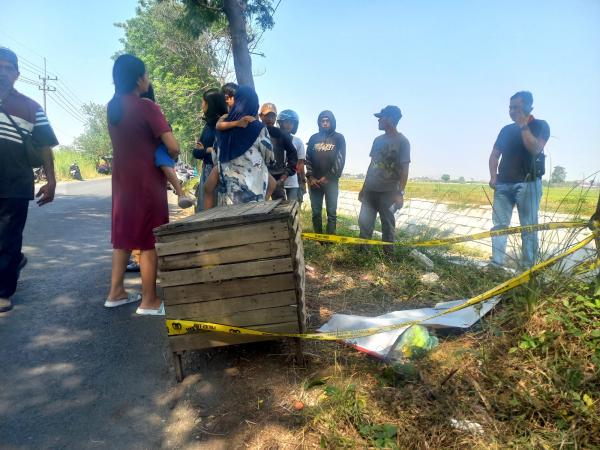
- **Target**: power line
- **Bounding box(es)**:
[38,58,57,112]
[10,48,85,112]
[48,92,85,122]
[19,75,43,86]
[53,89,85,118]
[48,93,85,123]
[56,79,86,108]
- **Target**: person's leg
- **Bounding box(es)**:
[271,176,286,200]
[309,185,325,233]
[203,166,219,210]
[196,163,213,211]
[0,198,29,309]
[285,187,299,203]
[358,191,378,240]
[161,166,194,208]
[324,178,339,235]
[138,248,161,309]
[491,183,516,266]
[379,191,397,243]
[107,248,131,301]
[515,179,543,268]
[266,174,276,200]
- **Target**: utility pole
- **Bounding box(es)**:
[38,57,57,112]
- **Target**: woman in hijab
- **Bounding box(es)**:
[203,86,274,208]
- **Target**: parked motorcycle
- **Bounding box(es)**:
[69,162,83,181]
[96,156,112,175]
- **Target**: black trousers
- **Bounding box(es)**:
[0,198,29,298]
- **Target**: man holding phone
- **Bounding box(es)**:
[488,91,550,268]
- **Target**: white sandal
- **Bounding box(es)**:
[104,292,141,308]
[136,302,165,316]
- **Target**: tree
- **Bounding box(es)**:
[441,174,451,182]
[116,0,227,157]
[181,0,276,87]
[550,166,567,184]
[74,103,112,162]
[458,176,466,183]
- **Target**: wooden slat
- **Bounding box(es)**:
[159,257,293,287]
[167,303,298,327]
[156,220,288,254]
[155,200,282,236]
[287,209,306,333]
[163,273,296,305]
[165,290,297,319]
[168,321,300,352]
[159,239,291,271]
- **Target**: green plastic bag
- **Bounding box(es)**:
[387,325,438,361]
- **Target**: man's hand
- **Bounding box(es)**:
[308,177,320,188]
[36,182,56,206]
[513,110,530,128]
[278,174,288,184]
[318,176,328,185]
[489,176,497,190]
[393,193,404,210]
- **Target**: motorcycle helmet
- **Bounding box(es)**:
[277,109,299,135]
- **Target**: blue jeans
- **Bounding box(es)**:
[285,187,301,203]
[309,178,339,234]
[491,179,542,268]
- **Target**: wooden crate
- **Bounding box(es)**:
[154,200,306,381]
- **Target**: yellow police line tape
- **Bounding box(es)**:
[301,221,588,247]
[166,232,597,339]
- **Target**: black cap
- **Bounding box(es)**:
[0,47,18,71]
[374,105,402,122]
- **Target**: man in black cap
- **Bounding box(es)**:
[0,47,59,312]
[358,105,410,252]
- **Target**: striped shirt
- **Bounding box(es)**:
[0,88,58,198]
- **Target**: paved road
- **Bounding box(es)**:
[0,179,176,449]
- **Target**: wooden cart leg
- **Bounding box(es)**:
[173,352,184,382]
[293,338,305,366]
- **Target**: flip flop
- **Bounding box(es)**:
[136,303,165,316]
[104,292,142,308]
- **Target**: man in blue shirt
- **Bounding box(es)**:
[488,91,550,268]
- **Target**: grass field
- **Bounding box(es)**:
[52,149,104,181]
[182,208,599,449]
[340,179,599,217]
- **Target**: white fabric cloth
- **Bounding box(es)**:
[284,135,305,188]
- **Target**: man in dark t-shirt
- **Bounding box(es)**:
[358,106,410,251]
[488,91,550,268]
[0,48,58,312]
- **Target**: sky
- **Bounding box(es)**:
[1,0,599,181]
